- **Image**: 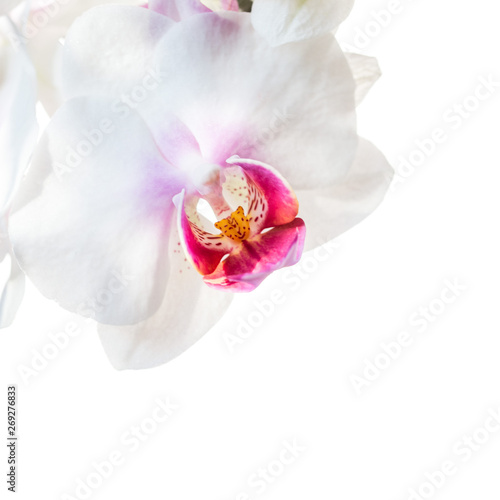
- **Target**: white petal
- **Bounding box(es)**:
[10,97,185,325]
[143,12,357,189]
[1,213,25,329]
[345,52,381,106]
[0,18,38,210]
[98,224,233,370]
[0,217,8,262]
[0,250,25,329]
[297,138,394,250]
[60,4,173,102]
[0,18,36,328]
[251,0,354,46]
[18,0,144,114]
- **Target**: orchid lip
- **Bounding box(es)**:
[175,157,306,291]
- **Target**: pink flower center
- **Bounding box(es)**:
[174,157,306,291]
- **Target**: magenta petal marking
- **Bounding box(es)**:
[173,191,230,275]
[149,0,211,21]
[227,157,299,228]
[203,218,306,291]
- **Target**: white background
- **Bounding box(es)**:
[2,0,500,499]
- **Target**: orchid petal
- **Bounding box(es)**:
[0,219,8,262]
[148,0,211,21]
[297,138,393,250]
[150,114,205,177]
[345,52,382,106]
[204,218,306,291]
[19,0,145,115]
[0,18,37,328]
[251,0,354,46]
[9,97,185,325]
[0,218,24,329]
[0,18,38,210]
[61,5,174,102]
[0,251,25,328]
[147,12,357,189]
[98,225,233,370]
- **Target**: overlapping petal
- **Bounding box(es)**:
[251,0,355,46]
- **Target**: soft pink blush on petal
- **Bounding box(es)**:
[153,113,204,178]
[204,218,306,292]
[150,12,357,189]
[9,97,184,326]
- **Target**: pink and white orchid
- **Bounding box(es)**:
[9,1,392,368]
[0,12,37,328]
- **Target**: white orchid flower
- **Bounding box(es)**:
[9,1,392,368]
[0,13,37,328]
